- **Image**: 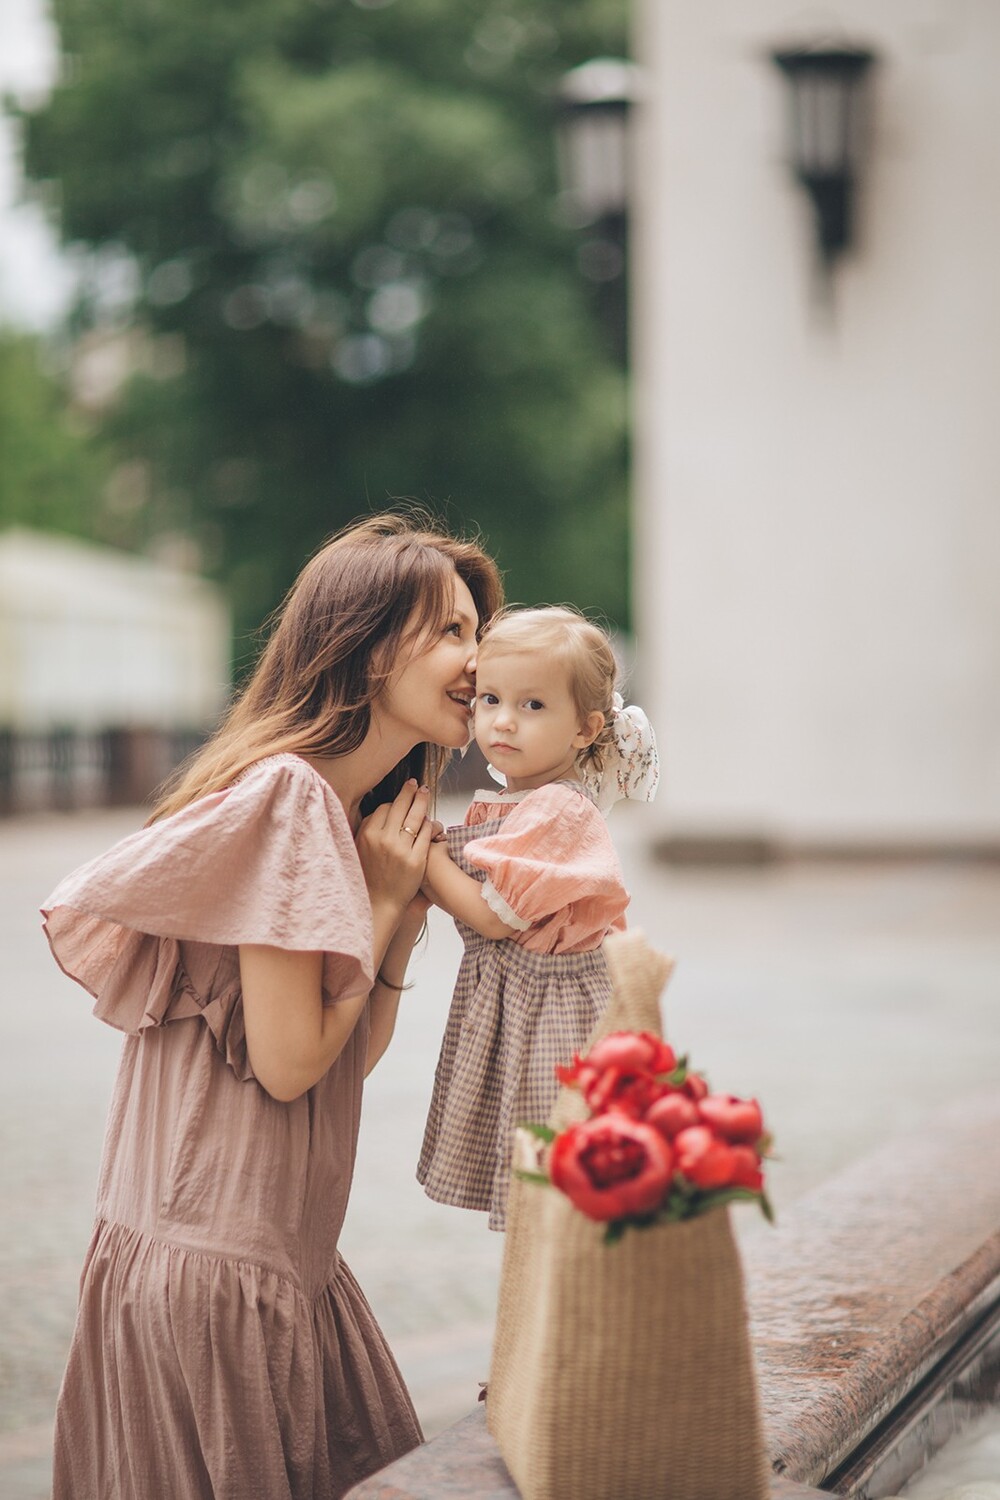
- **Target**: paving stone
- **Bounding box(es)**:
[2,801,999,1497]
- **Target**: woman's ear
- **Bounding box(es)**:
[573,710,605,750]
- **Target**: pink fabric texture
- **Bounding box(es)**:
[462,782,629,953]
[41,755,421,1500]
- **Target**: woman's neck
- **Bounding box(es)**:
[302,724,415,831]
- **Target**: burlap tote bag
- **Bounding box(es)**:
[487,929,770,1500]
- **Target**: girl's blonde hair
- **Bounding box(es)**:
[150,512,503,822]
[477,606,619,772]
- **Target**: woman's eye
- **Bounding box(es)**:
[445,621,462,637]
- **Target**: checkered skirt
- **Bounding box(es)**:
[417,818,612,1230]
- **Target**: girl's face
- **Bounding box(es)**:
[377,573,480,751]
[474,648,603,791]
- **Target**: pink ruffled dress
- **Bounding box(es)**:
[417,780,629,1230]
[42,754,422,1500]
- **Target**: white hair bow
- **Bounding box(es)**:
[580,692,660,814]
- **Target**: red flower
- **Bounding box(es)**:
[697,1094,764,1145]
[682,1071,709,1103]
[729,1146,764,1191]
[549,1116,674,1222]
[673,1126,737,1189]
[584,1031,677,1077]
[581,1066,667,1118]
[645,1091,701,1140]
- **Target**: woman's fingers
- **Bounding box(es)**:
[395,780,430,839]
[355,780,436,910]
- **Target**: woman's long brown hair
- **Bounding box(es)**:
[149,512,503,822]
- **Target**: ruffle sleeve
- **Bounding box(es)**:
[41,756,374,1076]
[463,783,629,947]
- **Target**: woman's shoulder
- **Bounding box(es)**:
[224,752,352,835]
[232,751,337,799]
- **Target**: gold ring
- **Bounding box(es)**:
[402,824,417,836]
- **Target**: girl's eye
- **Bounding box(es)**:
[525,700,544,712]
[479,693,499,706]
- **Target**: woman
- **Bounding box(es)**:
[42,513,503,1500]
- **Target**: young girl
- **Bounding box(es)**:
[40,514,503,1500]
[417,606,658,1230]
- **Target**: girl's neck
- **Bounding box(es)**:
[502,754,582,794]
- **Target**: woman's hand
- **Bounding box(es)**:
[356,780,434,915]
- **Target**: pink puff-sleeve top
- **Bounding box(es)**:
[41,754,374,1078]
[461,781,629,954]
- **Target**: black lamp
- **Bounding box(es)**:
[555,58,639,362]
[555,58,638,225]
[771,44,878,269]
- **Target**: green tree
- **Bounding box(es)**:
[0,329,108,535]
[19,0,629,645]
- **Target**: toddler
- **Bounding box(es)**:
[417,606,658,1229]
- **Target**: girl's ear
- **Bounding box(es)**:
[573,710,605,750]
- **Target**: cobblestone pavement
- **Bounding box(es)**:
[2,801,999,1498]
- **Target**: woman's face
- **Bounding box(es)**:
[377,573,479,751]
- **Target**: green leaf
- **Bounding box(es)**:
[513,1170,551,1187]
[519,1122,557,1144]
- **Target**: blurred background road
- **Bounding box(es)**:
[3,798,999,1500]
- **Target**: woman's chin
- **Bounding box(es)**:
[429,725,471,751]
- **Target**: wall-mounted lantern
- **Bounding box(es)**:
[771,44,878,272]
[555,57,640,363]
[555,57,639,225]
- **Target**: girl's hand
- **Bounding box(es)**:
[356,780,433,913]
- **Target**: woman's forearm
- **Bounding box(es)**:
[241,945,371,1101]
[364,901,425,1073]
[241,895,411,1100]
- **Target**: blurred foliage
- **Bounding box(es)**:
[18,0,630,650]
[0,329,109,534]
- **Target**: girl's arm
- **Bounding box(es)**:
[422,840,519,941]
[241,781,434,1101]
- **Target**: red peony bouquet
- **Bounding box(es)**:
[520,1030,773,1240]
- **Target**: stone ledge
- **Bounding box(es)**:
[347,1093,1000,1498]
[747,1091,1000,1488]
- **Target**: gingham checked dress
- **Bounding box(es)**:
[417,780,629,1230]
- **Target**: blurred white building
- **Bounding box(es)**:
[0,528,230,808]
[633,0,1000,856]
[0,528,229,731]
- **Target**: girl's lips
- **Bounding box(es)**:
[490,742,516,752]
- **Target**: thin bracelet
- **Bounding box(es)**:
[375,971,413,993]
